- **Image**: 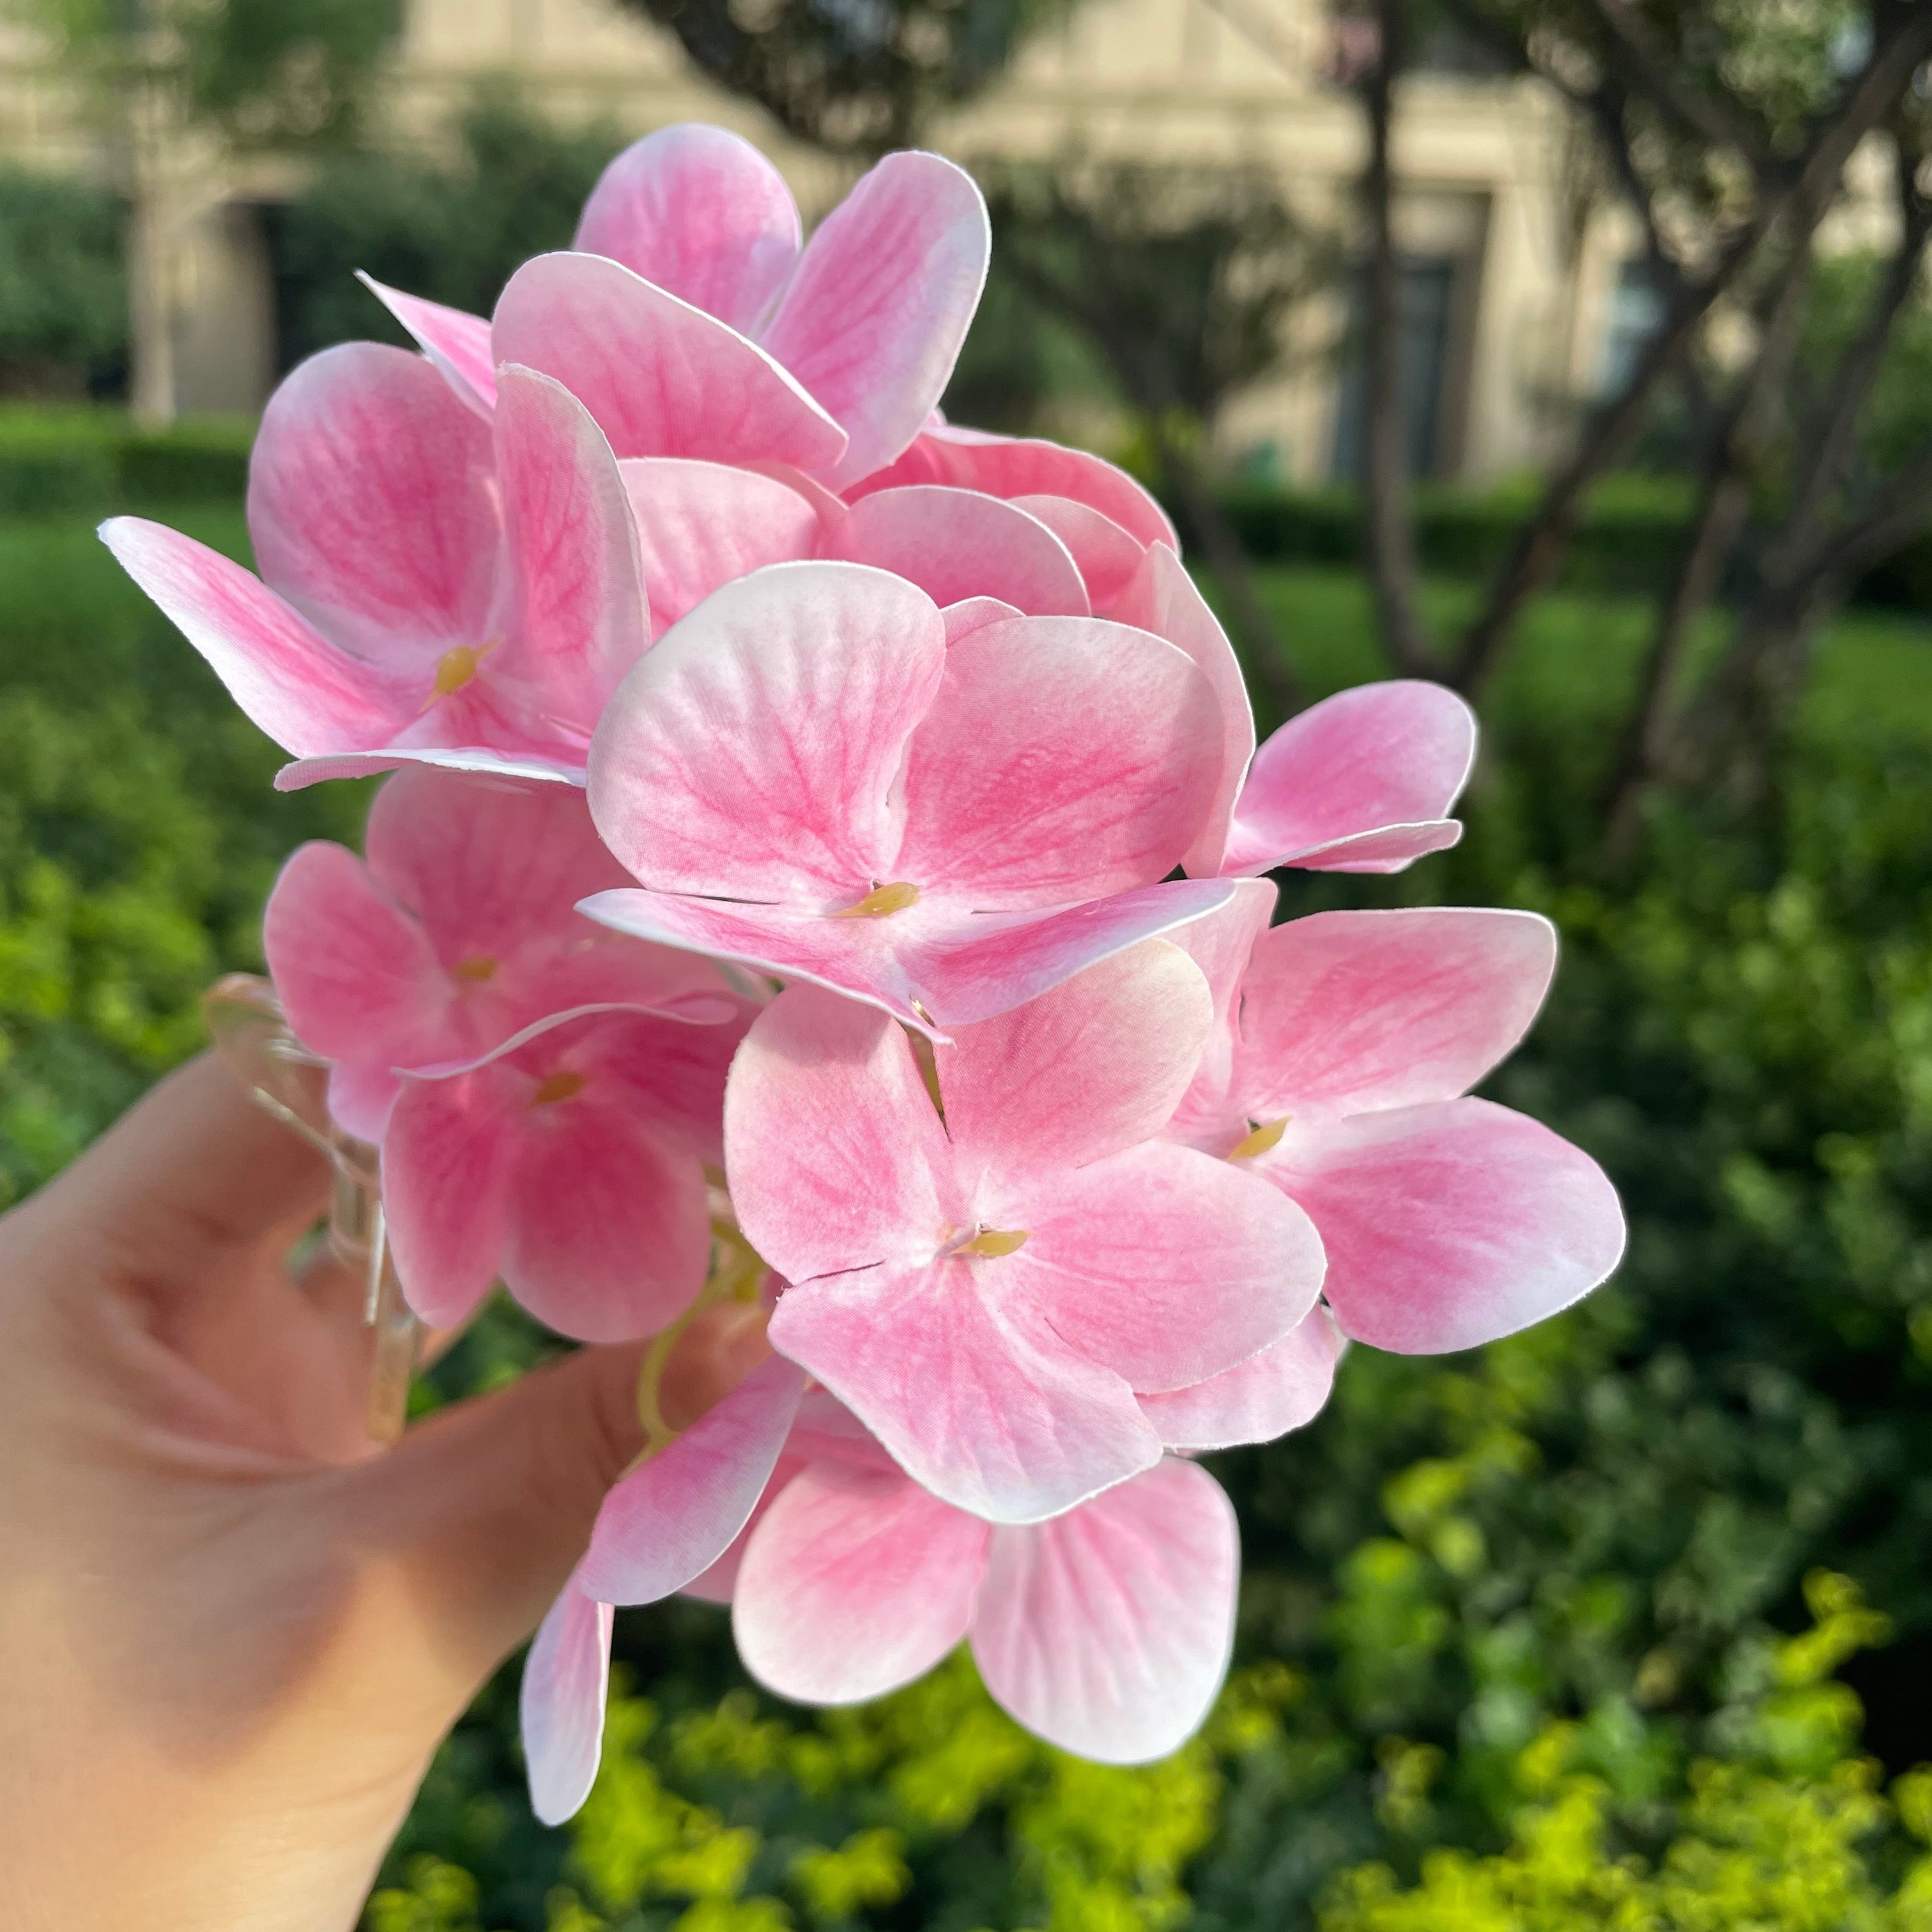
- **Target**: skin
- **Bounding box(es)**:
[0,1050,765,1932]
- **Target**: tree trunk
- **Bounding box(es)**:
[126,73,177,430]
[1358,0,1434,676]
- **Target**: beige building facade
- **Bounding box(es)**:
[0,0,1651,482]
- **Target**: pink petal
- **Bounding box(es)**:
[1137,1305,1342,1451]
[1011,494,1144,611]
[98,518,411,756]
[580,1354,807,1604]
[273,746,586,791]
[767,1259,1162,1523]
[939,940,1211,1183]
[362,767,627,967]
[246,342,500,669]
[908,878,1241,1028]
[356,273,497,415]
[941,596,1022,643]
[1259,1098,1625,1353]
[1234,908,1556,1124]
[852,425,1178,551]
[588,560,945,901]
[994,1140,1324,1392]
[493,252,847,471]
[578,886,931,1031]
[972,1457,1236,1764]
[733,1460,988,1702]
[761,153,990,487]
[836,487,1089,617]
[724,985,957,1283]
[1162,877,1278,1152]
[500,1045,714,1342]
[573,123,801,334]
[261,840,448,1138]
[1221,681,1476,877]
[489,365,647,733]
[521,1576,614,1826]
[620,457,822,636]
[381,1068,516,1328]
[1111,544,1255,880]
[894,615,1222,908]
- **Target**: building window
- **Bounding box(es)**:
[1598,258,1666,400]
[1331,256,1458,481]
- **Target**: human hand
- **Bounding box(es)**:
[0,1050,765,1932]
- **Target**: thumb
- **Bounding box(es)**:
[327,1301,773,1696]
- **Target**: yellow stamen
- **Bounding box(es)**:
[960,1227,1029,1258]
[431,645,482,700]
[834,880,921,918]
[530,1069,587,1106]
[1228,1117,1287,1160]
[450,954,498,983]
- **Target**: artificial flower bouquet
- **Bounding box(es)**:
[105,125,1625,1821]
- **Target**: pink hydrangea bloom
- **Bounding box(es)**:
[102,355,644,791]
[1170,880,1627,1353]
[263,767,749,1339]
[523,1374,1246,1821]
[724,943,1326,1520]
[264,767,730,1140]
[581,559,1240,1031]
[373,125,988,491]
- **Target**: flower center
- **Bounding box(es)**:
[530,1069,587,1107]
[951,1226,1029,1259]
[833,881,921,918]
[431,644,483,699]
[1227,1117,1287,1160]
[450,954,498,983]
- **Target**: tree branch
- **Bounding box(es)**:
[1447,4,1932,696]
[1579,0,1767,160]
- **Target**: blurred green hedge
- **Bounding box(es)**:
[0,407,254,516]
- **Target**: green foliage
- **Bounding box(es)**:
[607,0,1082,156]
[270,89,620,372]
[15,0,399,148]
[0,506,362,1202]
[0,406,254,512]
[0,165,125,394]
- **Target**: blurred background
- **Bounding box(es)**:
[8,1,1932,1926]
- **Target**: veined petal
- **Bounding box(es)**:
[1162,877,1278,1151]
[247,341,500,666]
[381,1068,516,1329]
[581,1354,807,1604]
[1221,680,1476,876]
[273,746,586,791]
[724,985,956,1284]
[894,615,1221,908]
[587,560,944,903]
[995,1140,1324,1392]
[100,519,413,757]
[768,1258,1162,1524]
[620,457,820,636]
[1011,493,1146,611]
[973,1457,1237,1764]
[494,251,848,471]
[491,365,648,733]
[1137,1305,1342,1451]
[762,151,990,487]
[733,1460,987,1702]
[907,877,1239,1028]
[939,940,1211,1181]
[1259,1098,1625,1353]
[850,424,1178,551]
[836,486,1089,617]
[521,1577,614,1827]
[1234,908,1557,1123]
[356,273,497,415]
[1112,544,1255,880]
[573,123,801,334]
